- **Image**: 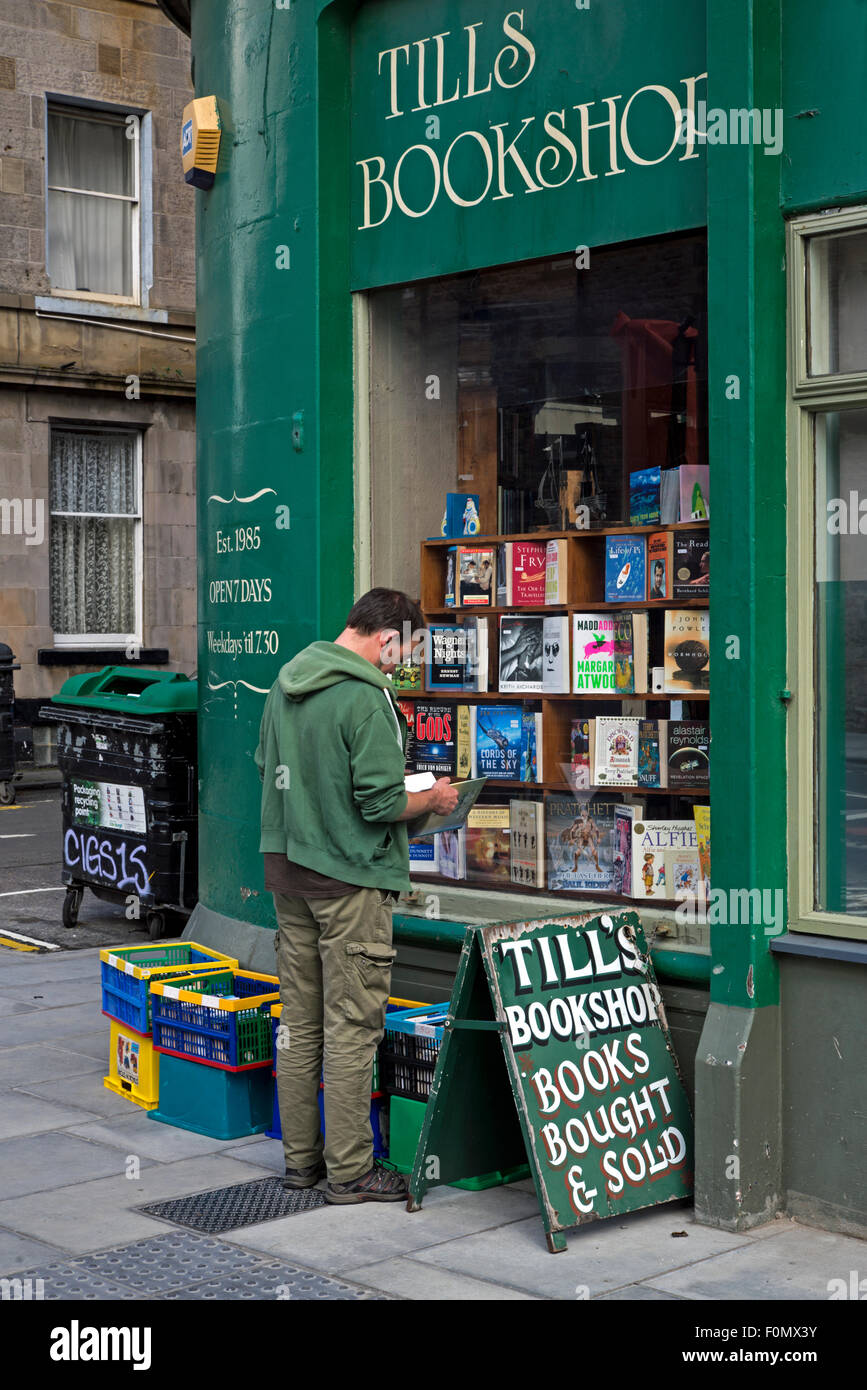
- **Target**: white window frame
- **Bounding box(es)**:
[45,99,144,308]
[49,425,144,650]
[787,205,867,941]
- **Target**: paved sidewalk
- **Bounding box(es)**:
[0,944,862,1301]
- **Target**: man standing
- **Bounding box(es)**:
[255,589,458,1204]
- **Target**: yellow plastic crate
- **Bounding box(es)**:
[104,1019,160,1110]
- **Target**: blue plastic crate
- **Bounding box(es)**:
[266,1080,384,1158]
[150,968,279,1071]
[100,943,235,1035]
[381,1004,450,1102]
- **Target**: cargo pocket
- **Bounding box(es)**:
[343,941,396,1029]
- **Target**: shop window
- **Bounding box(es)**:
[366,236,707,593]
[46,102,141,303]
[49,428,142,647]
[361,234,710,911]
[789,207,867,940]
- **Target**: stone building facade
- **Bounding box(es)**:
[0,0,195,763]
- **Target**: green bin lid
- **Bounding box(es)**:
[50,666,197,714]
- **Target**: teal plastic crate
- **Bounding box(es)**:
[148,1051,272,1140]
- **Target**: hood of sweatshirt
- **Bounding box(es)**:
[276,641,395,702]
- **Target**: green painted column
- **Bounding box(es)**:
[186,0,355,962]
[695,0,786,1229]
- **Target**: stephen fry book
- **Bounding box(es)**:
[545,795,617,893]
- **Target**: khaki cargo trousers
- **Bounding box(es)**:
[272,886,396,1184]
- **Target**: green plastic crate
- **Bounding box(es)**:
[388,1095,530,1191]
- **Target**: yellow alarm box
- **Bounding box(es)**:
[181,95,221,189]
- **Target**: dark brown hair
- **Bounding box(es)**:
[346,587,425,636]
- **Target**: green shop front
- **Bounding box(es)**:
[158,0,866,1238]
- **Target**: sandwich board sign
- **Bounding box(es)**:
[406,910,693,1253]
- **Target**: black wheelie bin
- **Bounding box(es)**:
[39,667,198,939]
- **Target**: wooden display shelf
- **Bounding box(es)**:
[424,599,708,615]
[463,781,709,795]
[407,870,687,910]
[413,690,710,701]
[422,520,709,546]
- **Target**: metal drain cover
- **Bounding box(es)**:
[138,1178,327,1233]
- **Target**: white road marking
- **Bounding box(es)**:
[0,928,59,951]
[0,834,36,839]
[0,887,67,898]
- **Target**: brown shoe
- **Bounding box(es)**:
[283,1160,326,1190]
[325,1159,408,1204]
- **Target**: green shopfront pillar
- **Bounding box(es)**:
[179,0,356,969]
[694,0,786,1231]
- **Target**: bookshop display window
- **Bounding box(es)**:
[364,232,710,907]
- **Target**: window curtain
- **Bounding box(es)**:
[46,112,132,297]
[50,431,137,636]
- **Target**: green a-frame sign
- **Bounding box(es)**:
[406,910,694,1253]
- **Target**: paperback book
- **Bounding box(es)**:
[604,535,647,603]
[438,826,466,881]
[637,718,667,788]
[673,530,709,598]
[593,716,640,787]
[441,492,481,538]
[520,710,543,783]
[613,803,643,896]
[545,539,569,604]
[499,614,568,694]
[570,716,593,789]
[667,720,710,788]
[647,532,673,600]
[631,817,698,900]
[413,703,458,777]
[679,464,710,521]
[473,705,522,780]
[425,625,468,691]
[663,610,710,692]
[465,805,511,885]
[545,795,617,893]
[613,611,649,694]
[572,614,616,693]
[629,467,661,526]
[445,545,495,607]
[510,799,546,887]
[665,848,702,900]
[693,804,711,889]
[408,837,438,875]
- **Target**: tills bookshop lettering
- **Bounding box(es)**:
[356,9,707,228]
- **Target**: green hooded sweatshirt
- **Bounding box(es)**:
[254,641,411,893]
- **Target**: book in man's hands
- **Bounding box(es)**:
[403,772,488,838]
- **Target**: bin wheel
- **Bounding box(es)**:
[62,887,83,929]
[147,911,166,941]
[0,781,14,806]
